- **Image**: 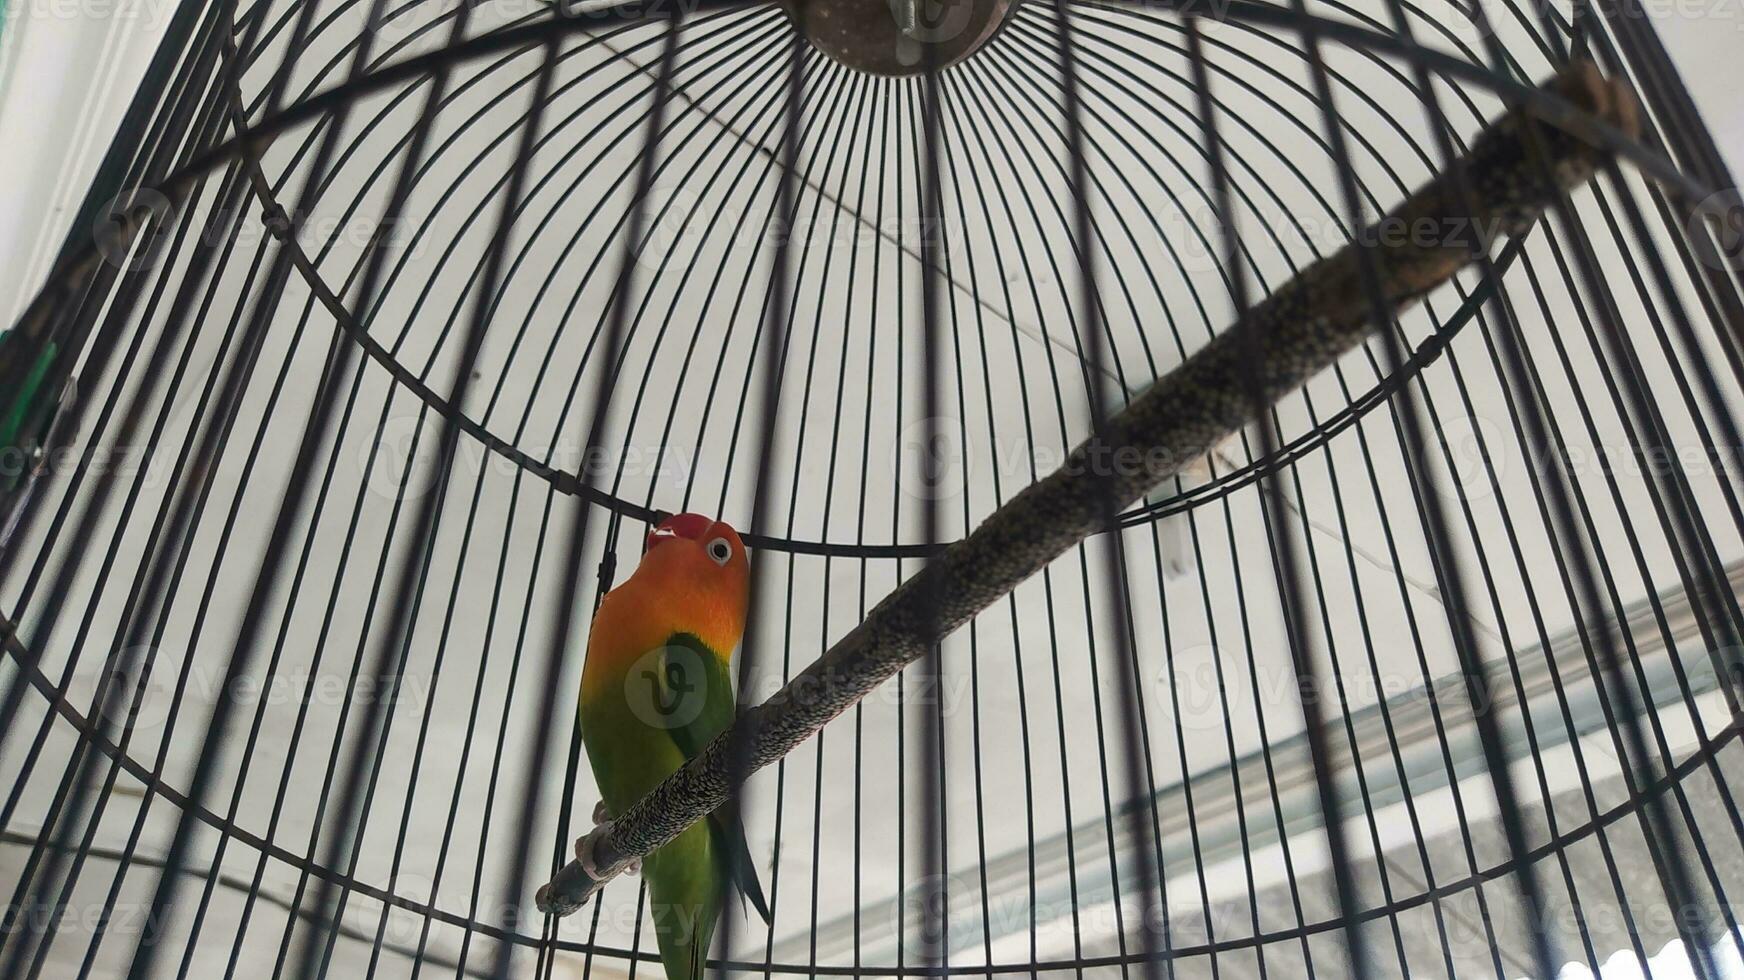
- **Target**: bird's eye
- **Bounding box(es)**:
[706,537,733,566]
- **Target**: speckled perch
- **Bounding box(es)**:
[535,60,1640,917]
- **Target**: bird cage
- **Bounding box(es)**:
[2,0,1743,977]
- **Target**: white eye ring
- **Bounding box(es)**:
[706,537,733,566]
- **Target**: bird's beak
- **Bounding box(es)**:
[644,513,716,553]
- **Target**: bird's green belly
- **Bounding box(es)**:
[580,696,722,980]
[581,690,692,811]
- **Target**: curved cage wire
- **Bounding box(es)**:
[2,0,1744,977]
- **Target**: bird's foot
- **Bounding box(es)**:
[579,804,641,877]
[572,836,643,878]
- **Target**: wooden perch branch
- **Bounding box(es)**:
[535,59,1640,917]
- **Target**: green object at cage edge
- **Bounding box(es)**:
[0,330,62,495]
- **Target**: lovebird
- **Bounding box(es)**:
[579,512,772,980]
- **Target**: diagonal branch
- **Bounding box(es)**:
[536,58,1642,917]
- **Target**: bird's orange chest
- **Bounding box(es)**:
[578,571,743,706]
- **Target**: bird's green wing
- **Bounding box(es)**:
[659,633,773,926]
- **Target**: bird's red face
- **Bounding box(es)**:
[641,512,751,592]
